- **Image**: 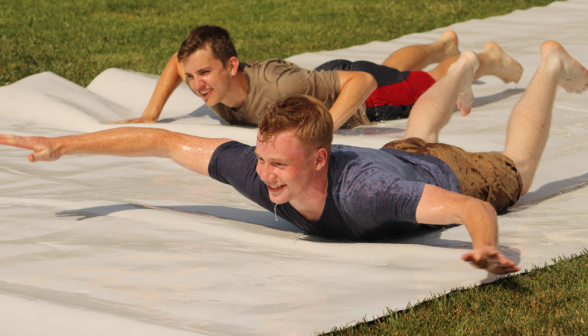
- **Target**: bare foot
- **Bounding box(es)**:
[541,40,588,94]
[434,30,461,62]
[478,42,524,84]
[447,50,479,116]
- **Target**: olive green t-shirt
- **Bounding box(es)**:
[211,59,370,128]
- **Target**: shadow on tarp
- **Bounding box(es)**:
[54,203,520,266]
[56,203,304,233]
[158,104,228,124]
[471,88,525,108]
[156,88,525,125]
[56,204,463,246]
[514,171,588,210]
[303,225,521,267]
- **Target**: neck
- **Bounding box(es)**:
[290,167,329,224]
[223,70,248,109]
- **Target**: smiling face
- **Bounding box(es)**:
[255,130,327,205]
[182,46,237,107]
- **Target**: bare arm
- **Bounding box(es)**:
[330,71,377,130]
[0,128,230,176]
[110,53,186,124]
[415,184,520,274]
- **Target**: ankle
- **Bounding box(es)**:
[540,41,564,75]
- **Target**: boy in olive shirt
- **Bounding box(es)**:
[112,26,524,129]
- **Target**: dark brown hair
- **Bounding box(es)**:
[258,95,333,156]
[177,25,237,66]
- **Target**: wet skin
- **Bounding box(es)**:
[182,47,244,108]
[254,131,329,223]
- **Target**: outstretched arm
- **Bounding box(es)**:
[415,184,520,275]
[0,128,231,176]
[110,53,186,124]
[330,71,377,130]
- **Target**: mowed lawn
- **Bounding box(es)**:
[4,0,588,335]
[1,0,558,87]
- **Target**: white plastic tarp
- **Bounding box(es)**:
[0,0,588,335]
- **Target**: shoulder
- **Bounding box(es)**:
[244,59,301,75]
[330,144,389,164]
[211,140,255,161]
[329,145,414,190]
[329,145,391,186]
[208,141,257,181]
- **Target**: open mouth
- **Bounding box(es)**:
[198,88,212,98]
[267,184,286,193]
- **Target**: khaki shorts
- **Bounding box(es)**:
[383,137,523,213]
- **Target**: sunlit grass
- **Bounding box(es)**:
[1,0,559,86]
[327,250,588,335]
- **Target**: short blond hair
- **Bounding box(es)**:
[258,95,333,156]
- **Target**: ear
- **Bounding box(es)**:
[315,148,329,171]
[227,56,240,76]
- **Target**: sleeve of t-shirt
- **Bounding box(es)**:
[273,64,341,108]
[338,169,425,225]
[207,141,273,211]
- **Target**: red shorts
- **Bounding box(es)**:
[314,60,437,122]
[366,71,436,109]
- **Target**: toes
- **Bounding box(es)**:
[457,87,474,116]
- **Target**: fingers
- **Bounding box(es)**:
[109,118,149,124]
[0,134,34,150]
[487,259,520,275]
[109,119,135,125]
[29,150,47,163]
[461,248,498,263]
[459,104,472,117]
[457,87,474,116]
[462,248,520,275]
[488,263,520,275]
[0,134,56,163]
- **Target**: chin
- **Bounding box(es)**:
[268,194,291,205]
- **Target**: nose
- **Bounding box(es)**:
[257,162,275,182]
[190,76,206,90]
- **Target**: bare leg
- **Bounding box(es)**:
[427,42,523,83]
[404,51,480,143]
[427,55,460,81]
[502,41,588,195]
[382,30,460,71]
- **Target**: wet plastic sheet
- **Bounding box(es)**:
[1,0,588,334]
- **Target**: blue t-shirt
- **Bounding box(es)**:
[208,141,460,241]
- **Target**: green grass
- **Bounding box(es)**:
[4,0,583,334]
[1,0,558,87]
[327,250,588,335]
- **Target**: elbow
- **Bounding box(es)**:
[471,198,497,218]
[482,201,497,216]
[460,198,496,224]
[362,72,377,93]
